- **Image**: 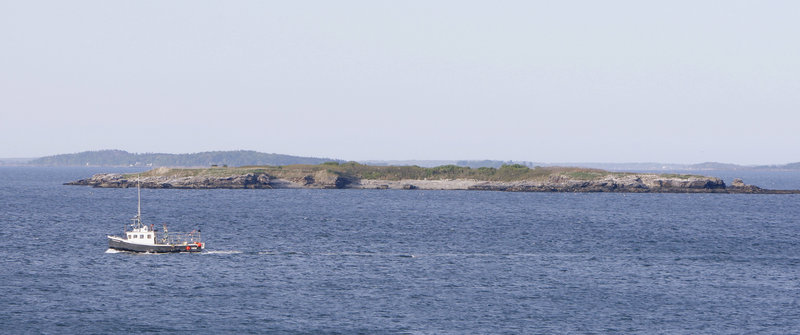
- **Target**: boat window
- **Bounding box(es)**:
[147,234,151,239]
[127,234,131,239]
[140,234,144,239]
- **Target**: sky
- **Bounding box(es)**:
[1,1,798,164]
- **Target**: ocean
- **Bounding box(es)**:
[1,167,799,334]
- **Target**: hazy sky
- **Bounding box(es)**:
[1,1,798,164]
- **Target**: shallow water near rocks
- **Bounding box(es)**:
[1,167,799,333]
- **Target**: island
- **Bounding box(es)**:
[65,162,800,194]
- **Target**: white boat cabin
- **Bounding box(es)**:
[125,223,157,245]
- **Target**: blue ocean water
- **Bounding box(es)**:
[1,167,799,334]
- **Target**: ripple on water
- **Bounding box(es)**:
[2,167,800,334]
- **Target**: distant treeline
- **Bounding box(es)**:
[19,149,800,170]
[459,160,800,171]
[689,162,800,170]
[28,150,344,167]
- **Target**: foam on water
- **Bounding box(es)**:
[203,250,243,255]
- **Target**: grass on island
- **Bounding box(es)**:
[122,162,703,182]
[119,162,708,181]
[237,163,604,182]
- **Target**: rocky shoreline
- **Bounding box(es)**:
[65,170,799,194]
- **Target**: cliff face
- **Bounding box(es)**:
[466,174,727,193]
[65,169,352,189]
[66,172,274,189]
[64,168,793,193]
[355,174,731,193]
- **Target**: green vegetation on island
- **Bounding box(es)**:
[124,162,704,182]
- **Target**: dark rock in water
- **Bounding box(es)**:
[334,175,353,189]
[726,178,770,193]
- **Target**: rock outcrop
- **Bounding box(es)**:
[65,169,354,190]
[725,177,778,194]
[65,170,798,194]
[466,174,727,193]
[65,172,274,189]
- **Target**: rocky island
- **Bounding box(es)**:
[65,163,799,194]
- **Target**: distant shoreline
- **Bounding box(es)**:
[8,149,800,171]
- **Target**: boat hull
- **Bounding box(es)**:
[108,237,202,253]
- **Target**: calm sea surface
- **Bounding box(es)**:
[1,167,799,334]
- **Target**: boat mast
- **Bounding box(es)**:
[137,174,141,221]
[130,174,143,229]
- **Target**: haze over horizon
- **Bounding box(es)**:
[2,1,798,165]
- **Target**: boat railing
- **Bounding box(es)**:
[158,231,202,245]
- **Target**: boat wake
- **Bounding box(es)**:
[253,251,417,258]
[105,248,122,254]
[203,250,243,255]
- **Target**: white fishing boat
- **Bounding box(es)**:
[107,176,203,253]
